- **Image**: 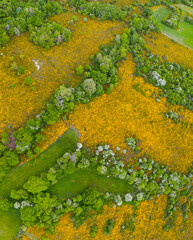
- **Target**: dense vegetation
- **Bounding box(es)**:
[161,6,182,29]
[69,0,132,21]
[0,0,71,49]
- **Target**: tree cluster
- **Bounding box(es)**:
[0,0,70,48]
[69,0,132,21]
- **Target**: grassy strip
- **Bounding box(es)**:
[0,127,79,198]
[48,168,134,199]
[154,6,193,50]
[0,208,21,240]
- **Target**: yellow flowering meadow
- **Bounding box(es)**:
[144,32,193,70]
[0,10,126,134]
[1,4,193,239]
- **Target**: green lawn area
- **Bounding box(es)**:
[154,5,193,50]
[48,168,134,199]
[0,208,21,240]
[0,127,79,198]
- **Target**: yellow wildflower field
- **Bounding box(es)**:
[144,32,193,70]
[42,54,193,173]
[0,10,126,134]
[2,5,193,240]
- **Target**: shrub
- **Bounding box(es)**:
[76,65,84,75]
[72,15,78,23]
[0,28,9,47]
[90,224,98,238]
[25,76,33,86]
[17,65,25,75]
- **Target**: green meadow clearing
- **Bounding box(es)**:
[154,5,193,49]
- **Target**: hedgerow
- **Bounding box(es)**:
[68,0,132,21]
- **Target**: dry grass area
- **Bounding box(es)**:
[0,9,126,134]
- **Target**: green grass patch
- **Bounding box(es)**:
[0,208,21,240]
[48,168,134,199]
[0,127,79,198]
[154,5,193,50]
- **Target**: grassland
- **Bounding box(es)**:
[48,168,134,199]
[154,5,193,50]
[0,208,21,240]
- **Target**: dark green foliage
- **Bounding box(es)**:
[20,192,62,233]
[143,6,154,17]
[190,201,193,212]
[0,142,7,154]
[0,28,9,47]
[0,0,66,48]
[25,76,33,86]
[42,103,61,125]
[0,149,19,181]
[17,65,25,75]
[13,126,34,154]
[165,111,179,122]
[103,218,115,235]
[134,51,193,111]
[90,224,98,238]
[1,133,9,145]
[69,0,131,21]
[29,21,71,50]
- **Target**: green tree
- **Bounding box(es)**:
[23,176,48,194]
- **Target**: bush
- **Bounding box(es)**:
[25,76,33,86]
[103,218,115,235]
[0,28,9,47]
[17,65,25,75]
[90,224,98,238]
[72,15,78,23]
[76,65,84,75]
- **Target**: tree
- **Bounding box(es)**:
[23,176,48,194]
[0,197,13,211]
[82,78,96,95]
[10,189,29,200]
[76,65,84,75]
